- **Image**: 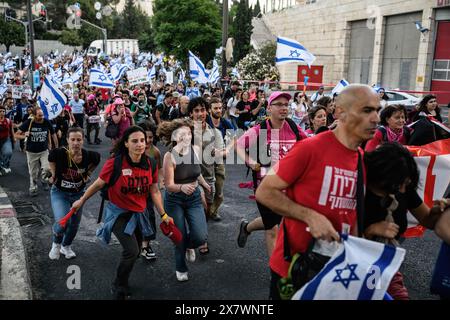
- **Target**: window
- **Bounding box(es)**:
[432,60,450,81]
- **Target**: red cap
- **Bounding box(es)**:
[160,220,182,245]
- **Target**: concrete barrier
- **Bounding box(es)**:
[0,186,32,300]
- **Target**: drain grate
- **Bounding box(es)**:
[12,200,51,228]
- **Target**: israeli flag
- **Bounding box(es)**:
[231,67,240,79]
[61,73,73,86]
[155,54,164,66]
[0,83,8,97]
[110,63,129,82]
[276,36,316,67]
[4,60,16,71]
[189,51,209,84]
[24,57,31,68]
[89,68,114,89]
[70,55,83,68]
[37,76,67,120]
[124,54,133,67]
[292,235,405,300]
[147,65,156,81]
[332,79,350,96]
[178,68,185,83]
[71,65,83,84]
[208,59,220,84]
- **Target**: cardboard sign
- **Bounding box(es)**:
[11,85,32,99]
[166,71,174,84]
[126,67,148,86]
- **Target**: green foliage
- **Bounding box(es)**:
[59,29,82,46]
[0,18,26,51]
[232,0,253,63]
[236,41,279,81]
[153,0,221,63]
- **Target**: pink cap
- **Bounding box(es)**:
[113,98,124,105]
[268,91,292,105]
[87,94,96,101]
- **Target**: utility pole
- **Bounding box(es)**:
[26,0,36,91]
[221,0,228,79]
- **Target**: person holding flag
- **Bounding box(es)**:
[47,127,100,260]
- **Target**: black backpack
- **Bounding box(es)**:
[246,118,302,189]
[97,154,157,223]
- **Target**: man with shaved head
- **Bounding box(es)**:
[255,84,381,299]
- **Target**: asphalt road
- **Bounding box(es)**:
[0,129,444,300]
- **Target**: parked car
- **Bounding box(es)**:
[385,90,421,110]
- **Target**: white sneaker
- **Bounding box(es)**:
[49,243,61,260]
[3,168,11,174]
[60,245,76,259]
[176,271,189,282]
[185,249,196,263]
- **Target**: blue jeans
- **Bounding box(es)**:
[51,186,84,246]
[0,139,12,169]
[164,187,207,273]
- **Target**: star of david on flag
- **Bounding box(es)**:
[292,235,405,300]
[89,68,114,89]
[276,36,316,67]
[37,76,67,120]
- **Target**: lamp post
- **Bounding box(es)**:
[26,0,36,91]
[221,0,229,79]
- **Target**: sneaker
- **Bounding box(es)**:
[237,219,250,248]
[141,246,156,260]
[185,249,196,263]
[49,243,61,260]
[111,283,132,300]
[60,245,76,259]
[176,271,189,282]
[3,168,11,174]
[29,189,38,197]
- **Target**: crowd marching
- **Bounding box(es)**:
[0,48,450,300]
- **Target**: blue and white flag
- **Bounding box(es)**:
[110,63,129,82]
[292,235,405,300]
[61,72,73,86]
[332,79,350,96]
[276,36,316,67]
[208,59,220,84]
[155,54,164,66]
[231,67,240,79]
[188,51,209,84]
[178,68,185,83]
[71,65,83,84]
[147,65,156,81]
[4,60,16,71]
[70,55,83,68]
[0,83,8,97]
[38,76,67,120]
[89,68,114,89]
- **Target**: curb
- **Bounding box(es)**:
[0,185,32,300]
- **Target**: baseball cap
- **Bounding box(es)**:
[113,98,124,105]
[160,220,182,245]
[268,91,292,105]
[87,94,96,101]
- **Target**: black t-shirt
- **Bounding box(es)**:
[156,102,171,121]
[364,188,423,238]
[250,100,267,121]
[236,100,252,123]
[169,108,189,120]
[19,118,55,153]
[48,148,101,193]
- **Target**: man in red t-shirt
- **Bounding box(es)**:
[255,84,381,299]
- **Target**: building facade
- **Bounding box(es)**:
[115,0,153,17]
[257,0,450,103]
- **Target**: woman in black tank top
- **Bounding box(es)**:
[158,119,211,282]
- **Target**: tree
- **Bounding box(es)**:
[59,29,82,46]
[138,18,157,52]
[236,41,279,81]
[153,0,221,63]
[0,18,26,52]
[232,0,253,63]
[120,0,147,39]
[253,1,261,17]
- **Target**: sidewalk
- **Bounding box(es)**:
[0,185,32,300]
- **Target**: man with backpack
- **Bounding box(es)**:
[236,92,307,256]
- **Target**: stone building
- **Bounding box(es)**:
[252,0,450,103]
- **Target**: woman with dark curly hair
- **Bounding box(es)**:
[364,142,450,300]
[365,104,411,151]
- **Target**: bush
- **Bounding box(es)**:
[235,41,279,81]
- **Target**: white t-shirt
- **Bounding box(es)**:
[227,97,240,117]
[69,99,85,114]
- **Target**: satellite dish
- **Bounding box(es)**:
[94,2,102,11]
[96,12,102,20]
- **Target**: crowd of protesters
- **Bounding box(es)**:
[0,50,450,301]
